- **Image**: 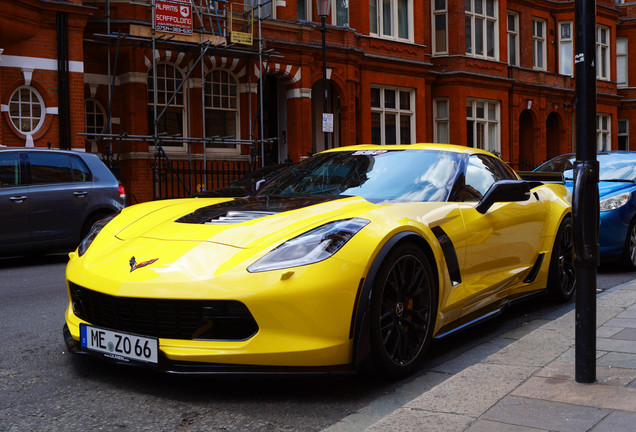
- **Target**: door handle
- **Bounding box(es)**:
[73,191,89,197]
[9,196,27,203]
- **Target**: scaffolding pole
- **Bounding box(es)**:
[85,0,280,199]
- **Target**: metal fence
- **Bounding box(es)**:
[155,157,252,199]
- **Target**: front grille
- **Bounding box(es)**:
[69,283,258,341]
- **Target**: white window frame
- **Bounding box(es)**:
[597,114,611,151]
[147,63,187,149]
[465,0,499,60]
[369,0,413,42]
[532,18,547,70]
[596,25,610,81]
[371,86,415,145]
[432,0,448,55]
[204,69,240,148]
[466,98,500,154]
[617,36,628,87]
[507,11,519,66]
[434,98,450,144]
[559,21,574,76]
[8,85,46,136]
[85,98,107,141]
[297,0,311,21]
[618,119,629,150]
[331,0,349,26]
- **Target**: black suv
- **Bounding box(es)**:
[0,147,126,256]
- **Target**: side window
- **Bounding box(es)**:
[28,153,73,184]
[70,156,92,182]
[464,154,514,201]
[0,153,20,187]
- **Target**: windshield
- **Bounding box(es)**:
[548,153,636,182]
[258,149,462,202]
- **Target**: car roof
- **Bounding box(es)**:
[321,143,493,157]
[0,146,89,155]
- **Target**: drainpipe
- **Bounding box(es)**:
[57,11,71,150]
[550,10,558,73]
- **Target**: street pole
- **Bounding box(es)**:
[321,14,328,150]
[573,0,598,384]
[317,0,331,151]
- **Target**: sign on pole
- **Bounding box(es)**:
[154,0,193,35]
[322,113,333,133]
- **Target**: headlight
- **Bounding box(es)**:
[77,216,115,256]
[247,218,370,273]
[599,192,631,213]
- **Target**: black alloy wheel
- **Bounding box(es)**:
[370,243,436,377]
[547,216,575,302]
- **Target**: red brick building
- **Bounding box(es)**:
[1,0,635,203]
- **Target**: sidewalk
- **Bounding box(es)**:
[365,280,636,432]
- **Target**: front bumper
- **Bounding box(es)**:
[63,323,354,375]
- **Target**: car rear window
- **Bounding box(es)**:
[70,155,92,182]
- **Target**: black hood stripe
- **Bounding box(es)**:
[177,196,345,224]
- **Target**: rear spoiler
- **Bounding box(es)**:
[517,171,564,184]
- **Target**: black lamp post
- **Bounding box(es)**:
[317,0,331,149]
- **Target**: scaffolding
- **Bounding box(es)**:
[84,0,277,200]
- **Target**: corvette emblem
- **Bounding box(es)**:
[129,256,158,272]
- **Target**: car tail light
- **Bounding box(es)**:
[118,184,126,200]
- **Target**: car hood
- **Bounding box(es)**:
[563,180,635,199]
[113,195,378,249]
[598,181,635,198]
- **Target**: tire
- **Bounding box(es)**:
[547,216,575,302]
[620,219,636,270]
[370,243,437,377]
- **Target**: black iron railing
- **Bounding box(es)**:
[155,155,252,199]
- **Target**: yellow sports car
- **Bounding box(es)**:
[63,144,573,376]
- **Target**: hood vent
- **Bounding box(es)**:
[205,210,277,224]
[176,196,344,225]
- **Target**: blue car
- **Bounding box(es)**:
[535,151,636,269]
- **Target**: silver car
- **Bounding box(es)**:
[0,147,126,256]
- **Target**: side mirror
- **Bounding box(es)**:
[475,180,531,214]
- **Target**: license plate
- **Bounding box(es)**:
[80,324,158,364]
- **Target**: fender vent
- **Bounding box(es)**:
[431,226,462,286]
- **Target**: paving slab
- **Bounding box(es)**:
[482,395,610,432]
[597,337,636,354]
[596,352,636,369]
[589,411,636,432]
[484,328,572,367]
[365,409,473,432]
[603,317,636,329]
[597,289,636,307]
[536,361,636,387]
[610,327,636,340]
[405,363,536,417]
[511,376,636,413]
[465,419,548,432]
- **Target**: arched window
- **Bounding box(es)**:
[8,86,45,135]
[85,98,106,141]
[204,70,239,144]
[147,64,185,145]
